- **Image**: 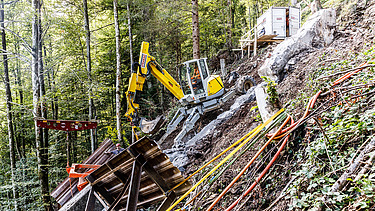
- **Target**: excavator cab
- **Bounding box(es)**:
[179,58,225,105]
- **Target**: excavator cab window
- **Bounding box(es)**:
[179,65,192,95]
[198,59,208,79]
[189,62,204,95]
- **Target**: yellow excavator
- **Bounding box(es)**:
[125,42,255,144]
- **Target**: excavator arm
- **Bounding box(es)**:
[125,42,184,129]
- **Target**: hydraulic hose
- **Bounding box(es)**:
[165,109,285,211]
[206,115,291,211]
[332,62,367,86]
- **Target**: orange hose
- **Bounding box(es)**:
[332,62,367,86]
[225,134,291,211]
[206,115,291,211]
[267,90,321,139]
[222,61,372,210]
[224,117,294,211]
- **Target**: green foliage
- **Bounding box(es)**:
[285,45,375,210]
[262,76,280,105]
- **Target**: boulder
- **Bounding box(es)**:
[258,8,336,81]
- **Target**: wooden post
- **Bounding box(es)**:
[85,188,96,211]
[220,59,226,79]
[254,26,257,57]
[248,29,251,58]
[241,42,244,58]
[157,191,177,211]
[126,160,142,211]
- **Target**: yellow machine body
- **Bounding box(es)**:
[207,75,224,96]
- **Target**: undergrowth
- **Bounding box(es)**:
[285,45,375,210]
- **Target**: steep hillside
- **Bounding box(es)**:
[165,1,375,210]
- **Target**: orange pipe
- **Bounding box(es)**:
[224,117,294,211]
[225,134,291,211]
[267,90,321,139]
[332,62,367,86]
[206,115,291,211]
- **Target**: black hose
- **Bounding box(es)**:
[131,62,140,74]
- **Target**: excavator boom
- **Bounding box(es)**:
[125,42,184,129]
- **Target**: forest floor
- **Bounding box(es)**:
[158,1,375,210]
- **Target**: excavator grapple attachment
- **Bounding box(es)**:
[139,115,165,134]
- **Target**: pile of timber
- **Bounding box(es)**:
[51,139,115,207]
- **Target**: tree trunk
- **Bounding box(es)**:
[32,0,45,210]
[13,38,25,158]
[83,0,96,153]
[53,65,58,119]
[114,0,122,143]
[226,0,232,49]
[1,0,17,208]
[37,2,51,209]
[312,0,323,13]
[192,0,200,59]
[127,1,133,65]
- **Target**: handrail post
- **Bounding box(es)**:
[254,26,257,58]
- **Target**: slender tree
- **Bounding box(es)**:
[114,0,122,142]
[1,0,17,208]
[314,0,323,12]
[192,0,200,59]
[13,39,25,158]
[127,0,133,65]
[83,0,96,152]
[37,1,51,209]
[226,0,233,49]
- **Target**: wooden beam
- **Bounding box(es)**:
[108,183,129,211]
[85,187,96,211]
[127,147,171,193]
[126,160,142,211]
[112,169,128,183]
[156,191,177,211]
[93,184,115,205]
[93,191,109,210]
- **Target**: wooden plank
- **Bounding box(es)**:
[93,184,115,205]
[51,139,115,206]
[108,183,129,211]
[83,137,192,209]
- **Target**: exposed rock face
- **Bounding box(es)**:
[255,83,280,124]
[164,88,256,170]
[258,8,336,81]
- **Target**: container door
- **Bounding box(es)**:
[272,8,286,39]
[289,7,300,36]
[257,8,271,37]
